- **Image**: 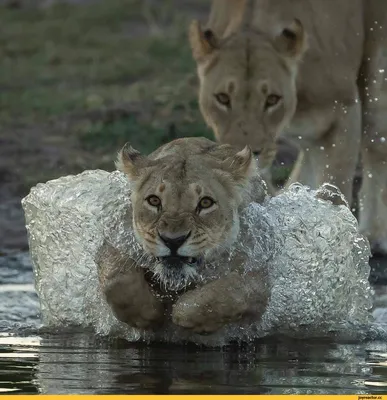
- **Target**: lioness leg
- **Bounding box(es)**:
[286,149,317,189]
[357,0,387,253]
[95,241,164,329]
[358,101,387,254]
[297,102,361,205]
[172,271,269,334]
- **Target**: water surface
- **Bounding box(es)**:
[1,252,387,394]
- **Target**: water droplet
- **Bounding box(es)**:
[381,137,386,143]
[298,136,302,140]
[379,69,385,74]
[368,173,373,178]
[320,146,325,150]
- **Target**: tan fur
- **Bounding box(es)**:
[98,137,269,333]
[116,137,264,291]
[99,140,345,334]
[190,0,387,253]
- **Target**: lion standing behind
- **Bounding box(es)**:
[189,0,387,254]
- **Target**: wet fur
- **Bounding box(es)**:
[96,137,270,333]
[116,137,264,291]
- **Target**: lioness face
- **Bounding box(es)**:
[117,139,255,291]
[189,20,307,170]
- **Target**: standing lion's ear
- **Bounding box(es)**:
[222,146,257,183]
[274,19,307,60]
[189,20,219,62]
[115,143,149,180]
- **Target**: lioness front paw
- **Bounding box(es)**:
[105,272,165,330]
[171,280,247,334]
[96,240,165,330]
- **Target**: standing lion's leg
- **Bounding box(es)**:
[359,99,387,254]
[259,167,279,196]
[356,0,387,253]
[357,14,387,254]
[306,102,361,205]
[286,149,317,189]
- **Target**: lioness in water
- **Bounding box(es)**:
[189,0,387,253]
[96,137,347,334]
[97,137,268,333]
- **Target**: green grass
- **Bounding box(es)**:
[78,114,211,154]
[0,0,207,136]
[0,0,290,189]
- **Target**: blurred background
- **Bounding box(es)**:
[0,0,298,254]
[0,3,386,395]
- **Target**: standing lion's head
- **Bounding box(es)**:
[189,18,307,171]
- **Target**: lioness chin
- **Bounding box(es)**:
[97,137,269,334]
[189,0,387,254]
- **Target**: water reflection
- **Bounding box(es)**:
[1,253,387,394]
[0,339,39,394]
[1,334,387,394]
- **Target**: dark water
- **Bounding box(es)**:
[1,252,387,394]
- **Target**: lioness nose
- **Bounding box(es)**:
[159,232,191,254]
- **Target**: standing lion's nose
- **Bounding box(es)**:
[158,232,191,254]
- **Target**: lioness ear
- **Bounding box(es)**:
[223,146,256,183]
[189,20,219,62]
[274,19,307,60]
[115,143,149,180]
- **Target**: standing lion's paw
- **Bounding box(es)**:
[315,183,349,208]
[105,273,165,330]
[171,286,246,335]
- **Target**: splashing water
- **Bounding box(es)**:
[21,170,377,346]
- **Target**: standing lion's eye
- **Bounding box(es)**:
[146,195,161,208]
[214,93,231,108]
[198,196,215,210]
[265,94,282,109]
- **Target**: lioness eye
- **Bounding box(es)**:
[146,195,161,208]
[215,93,231,108]
[198,196,215,210]
[265,94,281,109]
